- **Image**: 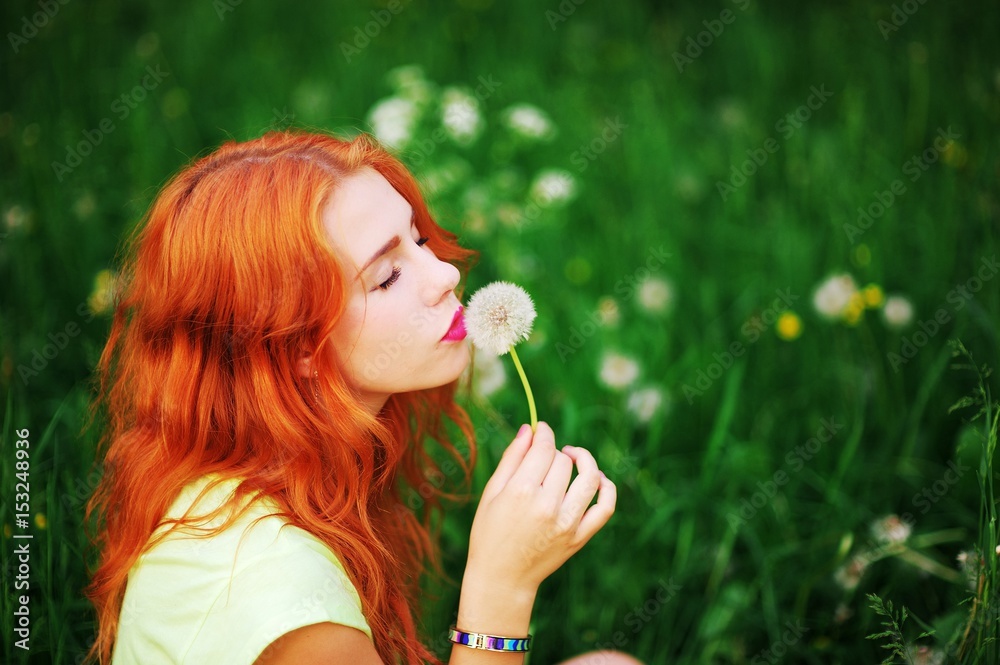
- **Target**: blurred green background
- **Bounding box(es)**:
[2,0,999,663]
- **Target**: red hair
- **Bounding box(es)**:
[82,130,479,664]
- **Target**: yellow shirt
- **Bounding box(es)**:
[112,474,372,664]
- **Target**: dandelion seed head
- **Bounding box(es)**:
[883,295,914,329]
[637,277,674,314]
[465,281,537,356]
[626,386,667,423]
[813,273,859,320]
[367,96,420,150]
[833,555,868,590]
[870,514,911,545]
[599,351,641,391]
[503,104,555,140]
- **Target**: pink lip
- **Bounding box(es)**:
[441,306,467,342]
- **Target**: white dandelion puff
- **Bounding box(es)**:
[870,514,912,545]
[882,295,914,329]
[833,555,868,590]
[637,277,675,315]
[441,87,482,145]
[503,103,555,141]
[813,273,859,320]
[465,281,539,430]
[599,351,640,390]
[367,96,420,150]
[469,351,507,398]
[626,386,667,423]
[530,169,576,207]
[465,282,537,356]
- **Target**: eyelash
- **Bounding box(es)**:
[376,236,430,291]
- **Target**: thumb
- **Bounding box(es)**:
[481,424,534,501]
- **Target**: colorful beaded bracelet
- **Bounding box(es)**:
[448,626,532,652]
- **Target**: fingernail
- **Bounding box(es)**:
[517,424,531,438]
[562,445,575,451]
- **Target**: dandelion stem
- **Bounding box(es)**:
[508,346,537,432]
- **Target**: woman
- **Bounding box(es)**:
[84,130,636,664]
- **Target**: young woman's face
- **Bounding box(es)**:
[317,167,471,414]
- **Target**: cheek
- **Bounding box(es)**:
[331,297,371,350]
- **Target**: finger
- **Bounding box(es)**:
[510,421,557,488]
[559,446,603,522]
[481,424,534,501]
[540,450,574,495]
[573,473,617,544]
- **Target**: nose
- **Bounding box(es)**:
[420,249,461,307]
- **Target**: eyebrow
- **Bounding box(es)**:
[355,209,416,281]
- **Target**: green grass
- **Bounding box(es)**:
[2,0,999,663]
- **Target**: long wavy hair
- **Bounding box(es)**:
[82,130,479,665]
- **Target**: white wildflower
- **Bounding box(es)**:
[637,277,674,314]
[503,103,555,140]
[464,351,507,398]
[4,205,29,233]
[812,273,859,319]
[367,96,420,150]
[441,87,482,145]
[833,555,868,590]
[904,645,944,665]
[599,352,640,390]
[870,514,912,545]
[882,295,914,329]
[626,386,666,423]
[530,169,576,207]
[465,282,537,356]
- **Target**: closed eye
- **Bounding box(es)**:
[374,236,431,291]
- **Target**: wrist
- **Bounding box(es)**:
[457,573,537,637]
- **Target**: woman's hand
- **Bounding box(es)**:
[464,420,617,597]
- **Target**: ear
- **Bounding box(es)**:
[296,351,313,380]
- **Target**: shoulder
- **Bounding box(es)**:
[113,474,373,665]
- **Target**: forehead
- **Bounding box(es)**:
[320,167,410,267]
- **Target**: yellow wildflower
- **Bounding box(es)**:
[34,513,47,530]
[862,284,885,308]
[843,293,865,325]
[87,269,119,315]
[776,311,802,340]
